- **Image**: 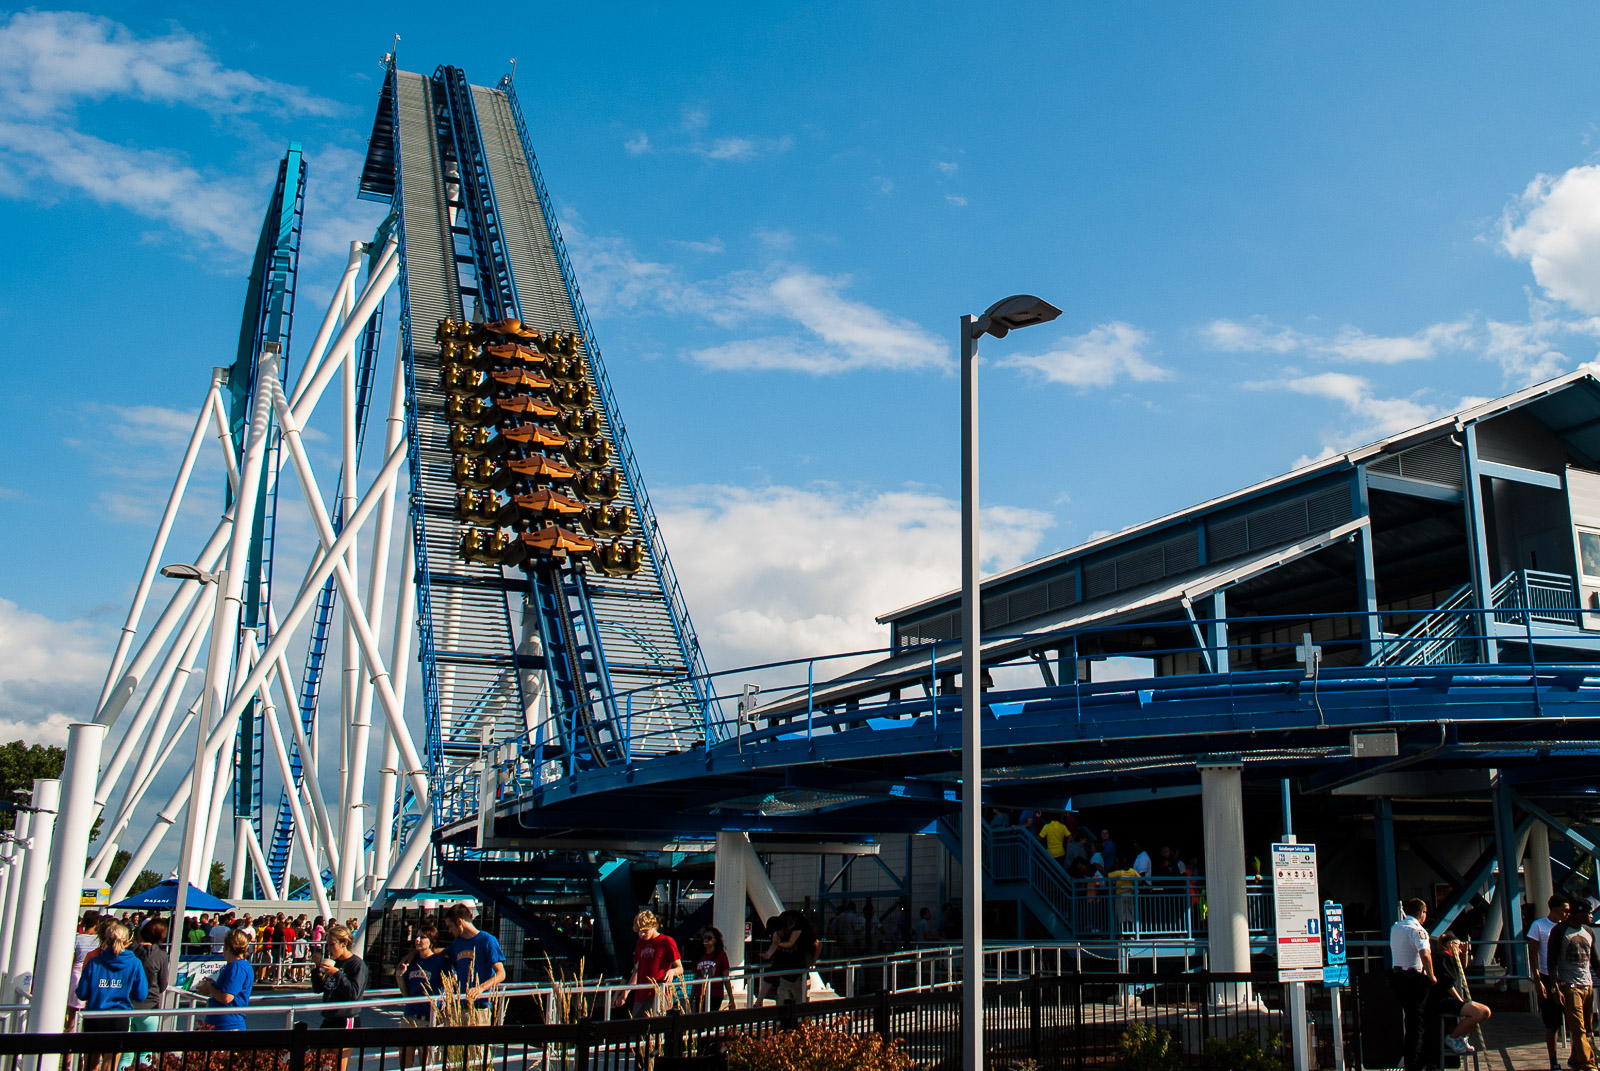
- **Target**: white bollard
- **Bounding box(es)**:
[31,723,109,1037]
[6,779,61,1003]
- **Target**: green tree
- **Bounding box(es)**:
[207,861,228,897]
[0,741,65,831]
[128,870,163,896]
[106,849,133,884]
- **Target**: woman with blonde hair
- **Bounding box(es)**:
[75,919,147,1071]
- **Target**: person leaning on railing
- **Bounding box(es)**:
[195,929,254,1031]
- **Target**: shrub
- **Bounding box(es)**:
[1204,1029,1288,1071]
[723,1023,911,1071]
[1110,1021,1181,1071]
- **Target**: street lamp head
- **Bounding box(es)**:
[973,294,1062,339]
[159,563,218,584]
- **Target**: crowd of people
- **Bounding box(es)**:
[61,901,508,1051]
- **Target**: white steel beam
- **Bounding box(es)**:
[96,380,221,712]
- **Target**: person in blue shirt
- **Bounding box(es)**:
[76,920,148,1071]
[397,923,447,1071]
[443,904,506,1022]
[195,930,253,1031]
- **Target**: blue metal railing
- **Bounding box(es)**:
[434,595,1600,825]
[1494,568,1580,626]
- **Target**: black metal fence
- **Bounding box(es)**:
[0,972,1318,1071]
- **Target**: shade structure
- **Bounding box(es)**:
[111,879,233,912]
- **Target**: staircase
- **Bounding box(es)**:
[1368,584,1477,667]
[935,818,1261,943]
[935,817,1072,939]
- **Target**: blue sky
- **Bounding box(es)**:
[6,2,1600,745]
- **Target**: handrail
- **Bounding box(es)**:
[441,600,1600,823]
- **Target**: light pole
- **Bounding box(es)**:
[159,562,226,1002]
[960,295,1060,1070]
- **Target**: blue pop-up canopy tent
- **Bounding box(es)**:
[111,879,234,912]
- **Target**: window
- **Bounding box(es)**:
[1580,530,1600,578]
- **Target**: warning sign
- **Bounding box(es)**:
[1272,843,1322,983]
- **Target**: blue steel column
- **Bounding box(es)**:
[1352,468,1380,663]
[1462,426,1498,663]
[1375,798,1399,935]
[1206,591,1229,673]
[1491,778,1527,979]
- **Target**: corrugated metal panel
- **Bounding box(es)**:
[1369,437,1462,486]
[1207,486,1352,563]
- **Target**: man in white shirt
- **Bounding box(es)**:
[1389,898,1435,1071]
[209,914,233,954]
[1527,894,1571,1071]
[1133,844,1152,878]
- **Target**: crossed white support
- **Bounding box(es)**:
[65,231,438,945]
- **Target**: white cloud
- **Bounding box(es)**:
[624,132,652,155]
[565,220,949,374]
[1484,292,1600,385]
[754,228,795,251]
[0,597,109,746]
[688,270,948,373]
[873,176,894,195]
[1203,316,1473,363]
[1502,165,1600,314]
[657,484,1054,669]
[670,237,724,255]
[1249,372,1448,462]
[1203,317,1305,353]
[680,107,708,133]
[0,11,353,259]
[937,161,959,175]
[997,322,1169,389]
[0,119,261,251]
[1319,319,1473,363]
[693,135,793,161]
[0,11,340,119]
[945,194,967,207]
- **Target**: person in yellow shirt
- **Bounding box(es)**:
[1039,814,1071,862]
[1108,859,1142,934]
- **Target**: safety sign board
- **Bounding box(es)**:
[1323,900,1349,987]
[1272,842,1322,982]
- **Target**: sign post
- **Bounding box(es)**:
[1323,901,1348,1071]
[1274,843,1322,1071]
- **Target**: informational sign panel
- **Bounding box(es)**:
[1272,842,1323,982]
[80,885,110,907]
[1323,900,1349,986]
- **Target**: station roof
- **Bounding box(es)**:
[879,369,1600,629]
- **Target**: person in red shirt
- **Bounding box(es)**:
[691,927,734,1011]
[612,910,681,1018]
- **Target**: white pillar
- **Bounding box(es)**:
[7,779,61,999]
[31,723,107,1035]
[1200,761,1250,998]
[1527,822,1553,922]
[714,832,749,981]
[0,809,32,981]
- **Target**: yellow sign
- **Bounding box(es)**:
[81,886,110,907]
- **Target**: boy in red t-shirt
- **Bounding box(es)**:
[612,910,681,1018]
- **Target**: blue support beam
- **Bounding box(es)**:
[1375,797,1399,936]
[1462,425,1498,664]
[1491,779,1527,977]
